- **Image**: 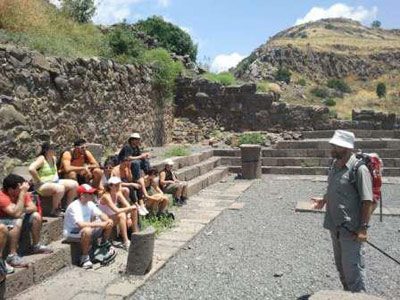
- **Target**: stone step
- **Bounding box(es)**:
[263,149,400,158]
[221,157,400,168]
[5,240,71,299]
[174,157,221,182]
[277,139,400,150]
[213,149,241,157]
[302,130,400,139]
[228,166,400,176]
[151,150,214,171]
[186,167,229,197]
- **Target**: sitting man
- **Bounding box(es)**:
[0,174,53,268]
[159,159,188,206]
[118,133,150,181]
[59,138,103,188]
[63,184,114,269]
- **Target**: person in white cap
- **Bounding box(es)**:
[117,133,150,181]
[312,130,373,292]
[98,176,138,250]
[63,184,114,269]
[159,159,188,206]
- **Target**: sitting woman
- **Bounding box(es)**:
[138,168,173,218]
[159,159,188,206]
[111,156,148,216]
[99,176,138,250]
[102,156,130,200]
[29,142,78,217]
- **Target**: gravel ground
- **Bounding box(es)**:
[132,176,400,300]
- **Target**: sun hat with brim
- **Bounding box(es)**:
[77,184,97,195]
[108,176,122,185]
[329,130,355,149]
[164,159,174,166]
[129,133,141,141]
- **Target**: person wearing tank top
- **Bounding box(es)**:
[159,159,188,206]
[29,142,78,217]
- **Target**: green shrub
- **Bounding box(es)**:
[297,78,306,86]
[371,20,381,28]
[140,215,174,235]
[325,24,335,30]
[60,0,96,24]
[322,98,336,106]
[257,81,269,92]
[238,133,265,145]
[311,87,329,98]
[142,48,184,100]
[328,109,338,119]
[274,67,291,84]
[299,32,308,39]
[163,145,189,158]
[202,72,237,86]
[136,16,197,61]
[376,82,386,98]
[327,79,351,93]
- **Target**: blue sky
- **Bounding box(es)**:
[53,1,400,72]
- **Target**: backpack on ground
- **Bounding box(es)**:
[90,241,117,266]
[349,151,383,205]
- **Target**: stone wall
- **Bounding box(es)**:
[175,77,330,131]
[0,45,174,178]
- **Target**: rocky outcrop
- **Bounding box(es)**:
[0,45,174,179]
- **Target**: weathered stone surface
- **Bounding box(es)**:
[126,226,155,275]
[240,144,262,179]
[310,290,384,300]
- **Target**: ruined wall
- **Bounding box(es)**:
[0,45,174,177]
[175,77,330,131]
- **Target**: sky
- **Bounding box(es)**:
[51,0,400,72]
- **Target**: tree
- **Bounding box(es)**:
[274,67,291,84]
[376,83,386,98]
[61,0,96,23]
[136,16,198,61]
[371,20,381,28]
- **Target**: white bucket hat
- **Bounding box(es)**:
[108,176,122,185]
[329,130,355,149]
[164,159,174,166]
[129,133,141,140]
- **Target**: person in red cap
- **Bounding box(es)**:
[63,184,114,269]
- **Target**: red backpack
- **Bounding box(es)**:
[350,151,383,204]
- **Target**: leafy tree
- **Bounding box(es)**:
[274,67,291,84]
[136,16,197,61]
[376,82,386,98]
[61,0,96,23]
[107,22,145,60]
[371,20,382,28]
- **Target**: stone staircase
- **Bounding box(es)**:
[217,130,400,177]
[6,149,229,298]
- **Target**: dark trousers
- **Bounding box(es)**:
[130,159,150,180]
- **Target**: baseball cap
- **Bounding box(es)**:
[108,176,122,185]
[77,184,97,195]
[329,130,355,149]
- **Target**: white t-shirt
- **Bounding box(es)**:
[63,199,102,236]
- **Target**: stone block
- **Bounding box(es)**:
[11,166,31,181]
[87,143,103,164]
[31,246,70,283]
[126,226,155,275]
[5,267,34,298]
[240,145,261,179]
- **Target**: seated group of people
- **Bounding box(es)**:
[0,133,189,271]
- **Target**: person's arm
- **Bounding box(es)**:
[76,206,113,229]
[117,192,136,211]
[153,182,164,195]
[85,151,100,169]
[28,156,44,185]
[140,178,157,201]
[121,182,141,189]
[159,171,174,186]
[24,194,37,214]
[62,152,86,173]
[355,166,373,242]
[312,193,328,210]
[2,182,30,218]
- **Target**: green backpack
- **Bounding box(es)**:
[90,241,117,266]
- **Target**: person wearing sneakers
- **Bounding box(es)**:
[118,133,150,181]
[99,177,138,250]
[29,142,78,217]
[312,130,373,293]
[63,184,114,269]
[159,159,188,206]
[0,174,53,268]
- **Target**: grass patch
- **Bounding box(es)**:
[202,72,237,86]
[238,133,265,146]
[140,215,175,235]
[163,145,189,158]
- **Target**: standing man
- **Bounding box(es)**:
[118,133,150,181]
[313,130,373,293]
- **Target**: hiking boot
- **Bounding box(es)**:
[32,243,54,254]
[81,259,93,269]
[5,261,14,274]
[180,196,188,205]
[6,254,26,268]
[174,197,183,207]
[122,241,131,251]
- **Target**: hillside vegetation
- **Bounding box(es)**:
[234,18,400,118]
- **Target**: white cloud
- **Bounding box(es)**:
[211,53,245,73]
[93,0,143,24]
[295,3,378,25]
[158,0,170,8]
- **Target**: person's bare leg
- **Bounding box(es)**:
[8,219,22,255]
[182,183,188,197]
[0,224,7,257]
[91,168,103,188]
[66,171,78,181]
[175,184,183,199]
[115,213,128,243]
[59,179,78,207]
[122,187,130,200]
[39,183,65,213]
[130,208,139,232]
[80,227,93,255]
[160,198,168,214]
[30,212,42,245]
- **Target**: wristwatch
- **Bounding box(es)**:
[360,223,370,230]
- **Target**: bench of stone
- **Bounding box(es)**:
[61,237,81,266]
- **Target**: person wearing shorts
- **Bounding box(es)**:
[29,142,78,217]
[63,184,113,269]
[159,159,188,206]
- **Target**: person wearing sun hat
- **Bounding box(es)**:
[312,130,373,292]
[63,184,114,269]
[159,159,188,206]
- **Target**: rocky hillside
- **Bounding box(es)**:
[235,18,400,82]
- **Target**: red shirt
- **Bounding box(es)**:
[0,190,33,218]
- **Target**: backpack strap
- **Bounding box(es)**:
[349,159,365,185]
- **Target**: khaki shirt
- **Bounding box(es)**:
[323,154,373,232]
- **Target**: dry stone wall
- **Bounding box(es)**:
[0,45,173,178]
